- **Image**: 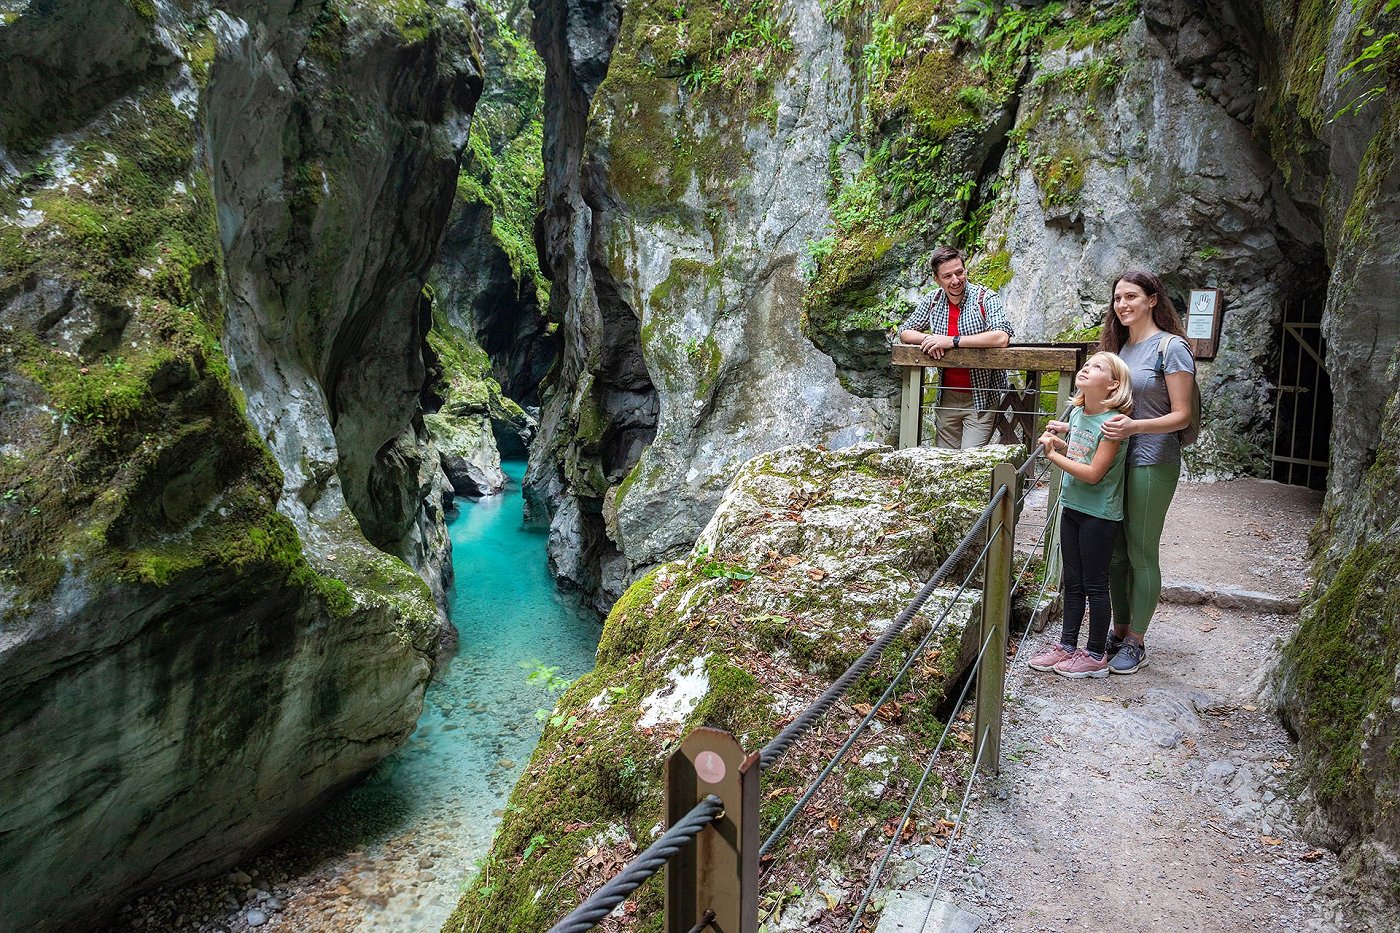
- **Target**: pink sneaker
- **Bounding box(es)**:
[1054,648,1110,679]
[1027,643,1075,672]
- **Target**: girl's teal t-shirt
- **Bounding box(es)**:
[1059,407,1129,521]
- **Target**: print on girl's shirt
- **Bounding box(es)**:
[1065,420,1099,465]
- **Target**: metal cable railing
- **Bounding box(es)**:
[547,796,724,933]
[544,451,1047,931]
[845,625,997,931]
[756,484,1007,773]
[759,523,1003,857]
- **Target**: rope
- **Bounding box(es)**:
[547,796,724,933]
[844,626,997,932]
[757,484,1008,773]
[759,524,1002,857]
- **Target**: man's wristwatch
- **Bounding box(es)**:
[952,335,961,348]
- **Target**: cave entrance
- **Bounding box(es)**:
[1270,295,1333,490]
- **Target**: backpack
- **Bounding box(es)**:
[1157,334,1202,446]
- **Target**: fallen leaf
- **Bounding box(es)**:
[1243,703,1258,712]
[824,891,838,910]
[827,817,840,831]
[1091,695,1115,703]
[1300,850,1325,862]
[1198,622,1218,633]
[807,568,828,581]
[1261,836,1283,846]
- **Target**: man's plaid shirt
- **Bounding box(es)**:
[897,282,1015,411]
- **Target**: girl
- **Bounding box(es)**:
[1027,352,1134,679]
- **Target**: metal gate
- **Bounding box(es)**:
[1271,301,1332,490]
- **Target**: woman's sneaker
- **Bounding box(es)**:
[1053,649,1110,679]
[1027,643,1075,672]
[1109,639,1147,674]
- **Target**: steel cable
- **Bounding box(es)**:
[757,483,1008,773]
[924,730,991,918]
[1007,502,1057,602]
[844,626,997,933]
[547,796,724,933]
[758,525,1003,857]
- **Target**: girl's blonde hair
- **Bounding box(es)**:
[1072,351,1134,414]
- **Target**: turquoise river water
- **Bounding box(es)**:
[111,460,601,932]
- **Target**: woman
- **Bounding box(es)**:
[1095,270,1196,674]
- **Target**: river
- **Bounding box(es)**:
[109,460,601,933]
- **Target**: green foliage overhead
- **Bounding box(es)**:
[802,0,1139,341]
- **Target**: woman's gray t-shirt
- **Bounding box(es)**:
[1119,334,1196,467]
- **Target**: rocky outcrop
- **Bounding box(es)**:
[443,442,1010,929]
[433,0,554,407]
[0,0,481,928]
[526,0,891,612]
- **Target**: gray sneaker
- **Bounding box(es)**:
[1109,639,1147,674]
[1106,632,1124,658]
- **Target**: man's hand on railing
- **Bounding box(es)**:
[916,333,954,359]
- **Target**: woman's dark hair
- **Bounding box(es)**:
[929,245,964,276]
[1099,270,1184,352]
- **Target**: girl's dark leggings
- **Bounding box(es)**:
[1059,506,1121,657]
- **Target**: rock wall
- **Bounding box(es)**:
[526,0,891,613]
[0,0,481,928]
[1253,0,1400,921]
[443,443,1008,929]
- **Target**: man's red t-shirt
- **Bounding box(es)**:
[943,302,972,390]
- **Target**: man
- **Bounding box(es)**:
[897,246,1015,448]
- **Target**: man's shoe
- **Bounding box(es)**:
[1053,649,1110,679]
[1109,639,1147,674]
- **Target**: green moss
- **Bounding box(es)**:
[970,250,1012,291]
[186,28,217,87]
[595,0,793,211]
[1283,543,1400,808]
[1031,143,1088,208]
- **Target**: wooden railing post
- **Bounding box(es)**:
[974,462,1016,776]
[898,364,924,449]
[665,728,759,933]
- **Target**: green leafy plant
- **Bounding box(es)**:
[1334,0,1400,118]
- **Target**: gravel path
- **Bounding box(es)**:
[874,478,1365,932]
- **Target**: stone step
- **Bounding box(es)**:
[1160,581,1301,614]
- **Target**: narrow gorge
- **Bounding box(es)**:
[2,0,1398,931]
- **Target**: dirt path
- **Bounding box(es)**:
[878,479,1358,932]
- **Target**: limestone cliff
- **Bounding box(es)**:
[424,0,549,496]
[0,0,481,928]
[1252,0,1400,920]
[444,443,1008,930]
[526,0,890,614]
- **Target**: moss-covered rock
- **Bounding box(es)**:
[0,0,482,927]
[442,442,1014,930]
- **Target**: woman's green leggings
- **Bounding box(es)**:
[1110,462,1181,637]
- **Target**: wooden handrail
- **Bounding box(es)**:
[891,343,1082,372]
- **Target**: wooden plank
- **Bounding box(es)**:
[891,343,1081,372]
